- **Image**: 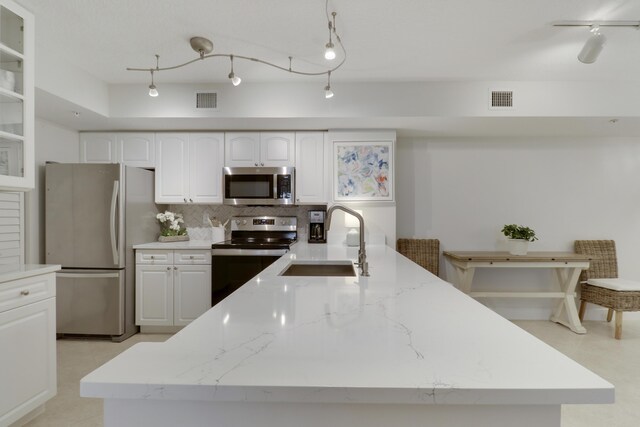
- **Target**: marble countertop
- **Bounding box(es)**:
[80,243,613,405]
[0,264,61,284]
[133,240,217,250]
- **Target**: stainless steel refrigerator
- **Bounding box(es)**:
[45,163,159,342]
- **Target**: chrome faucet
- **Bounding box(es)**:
[325,205,369,276]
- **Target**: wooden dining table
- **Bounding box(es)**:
[443,251,595,334]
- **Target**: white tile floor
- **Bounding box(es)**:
[23,320,640,427]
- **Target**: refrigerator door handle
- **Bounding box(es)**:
[57,272,120,279]
[110,180,120,265]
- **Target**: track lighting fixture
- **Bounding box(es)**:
[324,71,334,98]
[228,55,241,86]
[128,0,345,98]
[578,25,606,64]
[552,20,640,64]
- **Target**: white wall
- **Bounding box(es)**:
[396,137,640,320]
[25,119,79,263]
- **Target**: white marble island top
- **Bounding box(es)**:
[81,243,613,406]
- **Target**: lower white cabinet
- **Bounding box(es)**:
[0,271,57,426]
[136,249,212,328]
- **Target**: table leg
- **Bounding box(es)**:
[451,265,475,295]
[549,267,586,334]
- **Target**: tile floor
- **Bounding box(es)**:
[22,320,640,427]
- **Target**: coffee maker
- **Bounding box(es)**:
[308,210,326,243]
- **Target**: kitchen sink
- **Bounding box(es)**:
[279,260,357,277]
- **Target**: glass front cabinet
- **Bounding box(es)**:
[0,0,33,191]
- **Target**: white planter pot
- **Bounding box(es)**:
[508,239,529,255]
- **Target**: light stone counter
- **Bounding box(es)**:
[81,243,613,427]
[0,264,61,284]
[133,240,216,250]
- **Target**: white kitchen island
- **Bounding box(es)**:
[80,243,613,427]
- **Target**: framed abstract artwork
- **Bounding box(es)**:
[333,141,393,201]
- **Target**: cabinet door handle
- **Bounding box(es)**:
[174,266,178,270]
[260,162,264,166]
[254,163,258,166]
[189,255,194,259]
[20,290,30,296]
[150,255,155,259]
[189,198,193,203]
[184,198,188,203]
[167,267,171,271]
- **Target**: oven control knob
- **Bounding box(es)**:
[242,220,247,225]
[281,220,286,225]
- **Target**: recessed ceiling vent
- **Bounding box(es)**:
[490,90,514,109]
[196,91,218,109]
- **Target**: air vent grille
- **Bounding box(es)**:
[196,92,218,109]
[490,90,513,108]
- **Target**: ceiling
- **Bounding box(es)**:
[16,0,640,136]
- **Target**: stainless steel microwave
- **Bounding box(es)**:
[223,167,295,205]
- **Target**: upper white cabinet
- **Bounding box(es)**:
[155,132,224,204]
[0,0,34,191]
[117,133,155,167]
[295,132,327,204]
[225,132,294,167]
[80,132,155,167]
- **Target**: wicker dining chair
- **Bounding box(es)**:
[574,240,640,339]
[397,238,440,277]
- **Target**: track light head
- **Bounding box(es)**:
[228,72,242,86]
[324,85,334,98]
[228,55,242,86]
[148,70,158,97]
[324,42,336,60]
[578,29,606,64]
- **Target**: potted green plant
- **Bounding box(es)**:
[501,224,538,255]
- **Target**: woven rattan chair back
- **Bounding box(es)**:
[396,238,440,276]
[574,240,618,282]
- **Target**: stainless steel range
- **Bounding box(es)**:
[211,216,297,305]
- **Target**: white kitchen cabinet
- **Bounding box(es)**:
[0,0,35,191]
[136,264,173,326]
[135,249,212,330]
[155,133,224,204]
[295,132,326,204]
[80,132,156,167]
[80,133,116,163]
[0,270,57,426]
[174,265,212,326]
[225,132,294,167]
[117,133,155,167]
